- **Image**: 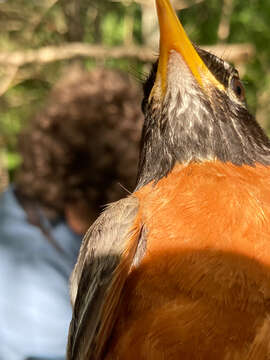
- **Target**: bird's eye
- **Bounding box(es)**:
[230,76,245,102]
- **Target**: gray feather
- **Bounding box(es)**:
[67,196,142,360]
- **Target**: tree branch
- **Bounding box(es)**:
[0,66,18,96]
[0,43,255,68]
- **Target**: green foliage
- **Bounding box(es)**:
[102,11,125,46]
[180,1,222,44]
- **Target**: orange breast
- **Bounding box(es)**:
[106,161,270,359]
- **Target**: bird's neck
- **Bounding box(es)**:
[136,98,270,189]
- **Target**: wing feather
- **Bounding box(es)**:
[67,196,144,360]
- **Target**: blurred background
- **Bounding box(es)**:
[1,0,270,188]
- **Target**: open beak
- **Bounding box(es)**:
[155,0,224,95]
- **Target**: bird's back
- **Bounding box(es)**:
[105,161,270,359]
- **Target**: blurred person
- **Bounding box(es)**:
[0,67,143,360]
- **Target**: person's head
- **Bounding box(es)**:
[16,67,143,233]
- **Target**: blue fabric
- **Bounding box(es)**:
[0,187,82,360]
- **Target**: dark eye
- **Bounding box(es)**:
[230,76,245,102]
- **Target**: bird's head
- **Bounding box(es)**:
[136,0,270,188]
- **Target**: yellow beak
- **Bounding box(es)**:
[155,0,224,94]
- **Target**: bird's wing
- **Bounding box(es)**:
[67,196,145,360]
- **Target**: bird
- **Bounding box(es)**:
[67,0,270,359]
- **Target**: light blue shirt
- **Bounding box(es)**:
[0,187,82,360]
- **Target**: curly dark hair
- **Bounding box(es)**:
[16,67,143,217]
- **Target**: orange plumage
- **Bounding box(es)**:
[106,162,270,359]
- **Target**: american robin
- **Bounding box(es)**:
[67,0,270,359]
